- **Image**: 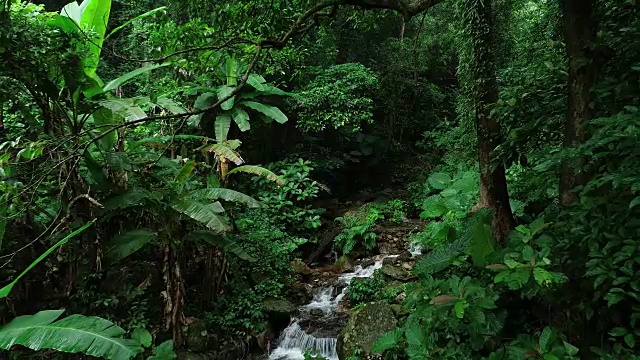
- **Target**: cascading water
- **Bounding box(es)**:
[269,256,398,360]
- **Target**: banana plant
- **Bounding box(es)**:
[189,56,291,143]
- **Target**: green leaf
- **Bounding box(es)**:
[100,99,146,122]
[0,221,95,298]
[428,172,451,190]
[420,196,448,218]
[194,92,216,110]
[226,165,285,185]
[105,6,166,39]
[186,230,255,262]
[172,200,230,233]
[217,86,235,111]
[91,107,120,150]
[241,101,288,124]
[230,107,250,132]
[199,143,243,165]
[0,310,143,359]
[539,327,553,352]
[624,333,635,348]
[610,327,628,337]
[533,268,553,286]
[224,57,239,86]
[371,328,403,353]
[454,300,468,319]
[246,73,267,90]
[131,327,152,348]
[184,188,261,208]
[563,341,579,356]
[155,96,186,115]
[215,113,232,141]
[78,0,112,78]
[630,197,640,209]
[543,355,559,360]
[103,63,171,92]
[148,340,177,360]
[106,229,157,263]
[522,245,535,261]
[175,160,196,184]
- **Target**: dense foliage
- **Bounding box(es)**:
[0,0,639,359]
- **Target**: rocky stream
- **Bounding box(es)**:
[266,226,425,360]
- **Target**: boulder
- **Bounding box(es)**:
[390,304,409,317]
[334,256,355,273]
[292,260,312,275]
[337,301,397,359]
[183,317,208,352]
[381,263,414,281]
[264,298,296,330]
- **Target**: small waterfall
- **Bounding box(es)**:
[269,322,338,360]
[409,243,423,257]
[269,255,398,360]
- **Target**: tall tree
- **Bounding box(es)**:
[559,0,597,205]
[461,0,515,241]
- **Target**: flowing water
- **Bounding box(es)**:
[269,255,399,360]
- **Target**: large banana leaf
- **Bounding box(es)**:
[0,310,143,359]
[172,199,231,232]
[186,231,255,262]
[226,165,285,185]
[0,221,95,299]
[184,188,261,208]
[199,143,244,165]
[217,85,235,111]
[106,229,157,263]
[241,101,288,124]
[103,63,171,92]
[230,108,250,132]
[215,113,232,141]
[105,6,166,39]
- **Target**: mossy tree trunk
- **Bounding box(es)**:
[463,0,515,242]
[559,0,597,206]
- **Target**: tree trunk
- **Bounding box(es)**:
[465,0,515,241]
[559,0,596,206]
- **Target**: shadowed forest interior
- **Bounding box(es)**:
[0,0,639,359]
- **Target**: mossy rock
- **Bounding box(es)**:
[337,301,397,359]
[381,263,414,281]
[184,318,208,352]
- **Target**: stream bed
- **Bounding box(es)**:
[268,255,399,360]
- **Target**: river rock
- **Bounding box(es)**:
[381,263,413,281]
[337,301,397,359]
[292,260,312,276]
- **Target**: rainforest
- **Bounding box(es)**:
[0,0,639,359]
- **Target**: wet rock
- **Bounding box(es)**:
[334,256,355,273]
[264,298,296,330]
[292,260,312,276]
[402,262,414,271]
[183,317,208,352]
[290,281,314,303]
[337,301,397,359]
[397,251,413,262]
[381,263,414,281]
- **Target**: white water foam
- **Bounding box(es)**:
[269,255,398,360]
